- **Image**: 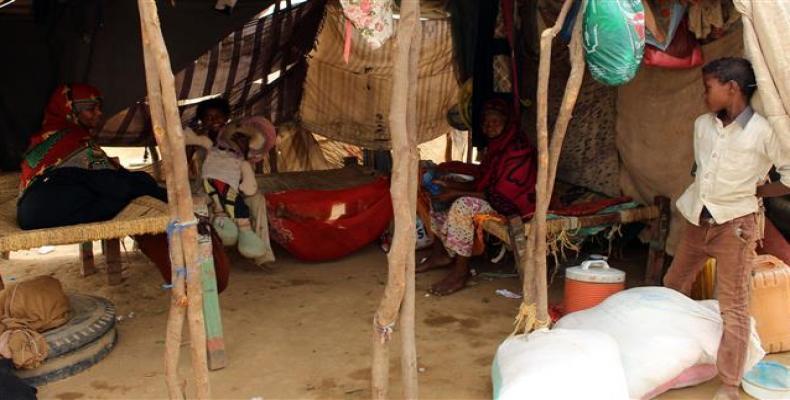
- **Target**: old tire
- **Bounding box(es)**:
[12,294,117,386]
[16,327,117,387]
[43,294,116,359]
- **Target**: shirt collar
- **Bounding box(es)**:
[734,106,754,128]
[716,106,754,129]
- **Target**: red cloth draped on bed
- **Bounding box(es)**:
[265,177,393,261]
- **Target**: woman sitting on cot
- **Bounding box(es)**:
[417,98,538,295]
[16,83,230,291]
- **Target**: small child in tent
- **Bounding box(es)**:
[663,57,789,400]
[184,98,231,177]
[185,106,277,259]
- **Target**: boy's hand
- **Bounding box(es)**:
[757,182,790,198]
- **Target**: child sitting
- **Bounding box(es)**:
[664,57,789,400]
[193,116,275,259]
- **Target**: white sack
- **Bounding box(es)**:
[492,329,629,400]
[555,287,765,399]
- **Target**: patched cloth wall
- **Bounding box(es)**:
[555,73,620,197]
[617,29,743,254]
[538,1,620,197]
[299,6,458,150]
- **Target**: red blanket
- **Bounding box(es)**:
[265,177,393,262]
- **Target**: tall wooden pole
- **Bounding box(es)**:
[372,0,421,398]
[534,0,587,326]
[138,1,211,398]
[138,5,187,397]
[399,5,422,398]
[516,0,580,334]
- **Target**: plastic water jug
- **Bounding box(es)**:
[750,255,790,353]
[564,257,625,313]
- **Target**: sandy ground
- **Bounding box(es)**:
[3,147,787,400]
[2,242,788,400]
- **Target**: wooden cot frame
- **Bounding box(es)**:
[484,196,672,286]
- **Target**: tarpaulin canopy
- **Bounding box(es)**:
[0,0,280,170]
[99,0,327,146]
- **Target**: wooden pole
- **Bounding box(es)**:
[372,0,421,398]
[515,0,578,334]
[140,25,186,400]
[534,4,586,326]
[138,3,187,398]
[138,1,211,398]
[400,6,421,399]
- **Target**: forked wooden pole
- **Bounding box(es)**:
[515,0,580,334]
[534,2,586,325]
[138,0,211,398]
[372,0,421,398]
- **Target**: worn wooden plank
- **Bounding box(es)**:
[194,199,227,371]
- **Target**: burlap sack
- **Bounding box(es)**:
[0,276,70,369]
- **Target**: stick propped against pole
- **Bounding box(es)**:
[514,0,586,335]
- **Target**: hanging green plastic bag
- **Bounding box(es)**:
[583,0,646,86]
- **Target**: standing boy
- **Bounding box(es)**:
[664,57,790,400]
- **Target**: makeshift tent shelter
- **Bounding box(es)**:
[0,0,787,397]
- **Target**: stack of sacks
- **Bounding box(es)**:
[493,287,765,400]
[555,287,765,399]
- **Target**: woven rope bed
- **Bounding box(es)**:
[0,165,378,253]
[482,197,671,285]
[0,172,169,253]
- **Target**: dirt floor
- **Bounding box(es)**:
[2,241,788,400]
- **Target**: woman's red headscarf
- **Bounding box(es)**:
[19,84,102,191]
[474,98,537,217]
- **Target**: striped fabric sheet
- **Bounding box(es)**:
[97,0,326,146]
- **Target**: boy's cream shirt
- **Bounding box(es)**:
[676,107,790,225]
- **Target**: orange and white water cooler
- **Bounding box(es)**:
[564,258,626,313]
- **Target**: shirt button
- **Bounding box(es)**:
[704,172,712,180]
[712,153,719,159]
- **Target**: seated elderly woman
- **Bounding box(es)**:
[16,83,230,291]
[418,98,537,295]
